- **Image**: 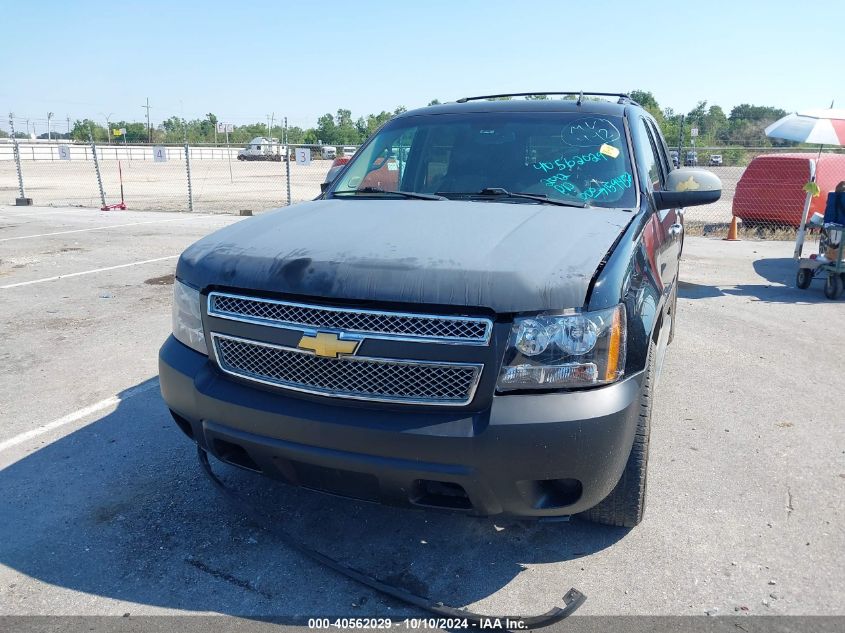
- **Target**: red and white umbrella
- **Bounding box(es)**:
[765,108,845,146]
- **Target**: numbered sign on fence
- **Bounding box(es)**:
[58,145,71,160]
[153,146,167,162]
[295,147,311,166]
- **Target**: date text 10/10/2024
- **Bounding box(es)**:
[308,617,530,629]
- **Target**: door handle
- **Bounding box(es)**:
[669,223,683,238]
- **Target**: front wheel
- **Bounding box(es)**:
[796,268,812,290]
[667,281,678,345]
[578,340,656,528]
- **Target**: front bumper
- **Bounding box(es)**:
[159,335,643,517]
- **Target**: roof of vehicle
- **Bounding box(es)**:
[398,97,637,119]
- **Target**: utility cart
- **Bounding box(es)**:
[791,175,845,301]
[762,107,845,300]
[795,222,845,299]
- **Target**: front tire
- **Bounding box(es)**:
[796,268,812,290]
[667,281,678,344]
[579,340,656,528]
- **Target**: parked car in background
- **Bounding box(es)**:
[321,146,337,160]
[321,156,351,192]
[237,137,282,161]
[708,154,723,166]
[669,150,679,168]
[684,150,698,166]
[342,146,358,158]
[733,153,844,227]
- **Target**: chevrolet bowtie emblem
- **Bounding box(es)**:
[297,332,361,358]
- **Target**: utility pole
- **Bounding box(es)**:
[142,97,152,143]
[47,112,54,141]
[66,115,71,136]
[284,117,291,206]
[101,112,113,144]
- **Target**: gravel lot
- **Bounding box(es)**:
[1,160,740,224]
[0,159,332,213]
[0,206,842,625]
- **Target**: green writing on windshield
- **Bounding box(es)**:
[533,151,608,173]
[541,173,576,195]
[561,117,621,147]
[579,172,633,201]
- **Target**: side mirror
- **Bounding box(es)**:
[653,168,722,210]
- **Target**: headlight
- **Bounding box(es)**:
[497,305,626,390]
[172,279,207,354]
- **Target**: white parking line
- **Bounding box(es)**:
[0,216,212,242]
[0,208,103,217]
[0,380,159,453]
[0,255,179,289]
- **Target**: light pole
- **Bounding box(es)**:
[47,112,54,141]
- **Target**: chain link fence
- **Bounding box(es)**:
[671,146,845,239]
[3,135,844,239]
[0,139,335,214]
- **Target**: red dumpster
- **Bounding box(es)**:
[732,153,845,227]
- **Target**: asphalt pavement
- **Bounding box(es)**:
[1,206,842,624]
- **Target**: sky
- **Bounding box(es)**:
[2,0,843,134]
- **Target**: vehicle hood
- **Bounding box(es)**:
[177,199,634,313]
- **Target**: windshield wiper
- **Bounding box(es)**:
[333,187,446,201]
[437,187,586,208]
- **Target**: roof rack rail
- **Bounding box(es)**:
[455,92,640,106]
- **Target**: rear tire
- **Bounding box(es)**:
[824,273,844,299]
[579,340,656,528]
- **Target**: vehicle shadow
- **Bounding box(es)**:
[679,257,838,303]
[0,379,626,619]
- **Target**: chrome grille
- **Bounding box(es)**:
[212,334,482,406]
[208,292,491,344]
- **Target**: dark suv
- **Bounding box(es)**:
[160,92,721,527]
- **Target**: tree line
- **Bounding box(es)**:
[0,93,803,150]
